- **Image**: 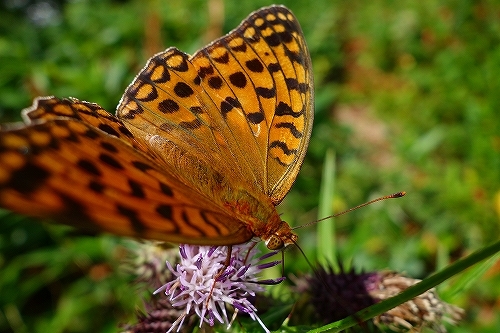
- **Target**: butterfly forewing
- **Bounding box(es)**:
[116,49,256,193]
[193,5,314,205]
[118,5,313,205]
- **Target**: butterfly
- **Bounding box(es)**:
[0,5,313,251]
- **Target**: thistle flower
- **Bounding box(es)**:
[293,265,463,332]
[122,298,195,333]
[122,240,179,289]
[154,243,283,333]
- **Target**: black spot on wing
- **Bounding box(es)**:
[63,129,80,143]
[285,78,308,93]
[99,153,123,170]
[229,72,247,88]
[264,33,280,47]
[269,140,297,156]
[98,124,121,137]
[84,129,99,139]
[220,97,242,117]
[247,112,265,124]
[275,101,303,118]
[118,125,134,138]
[100,141,118,153]
[88,180,105,193]
[268,63,281,73]
[77,159,102,176]
[156,204,173,220]
[158,99,180,113]
[275,122,303,138]
[212,52,229,64]
[180,119,202,129]
[208,76,223,89]
[132,161,153,172]
[59,194,91,222]
[284,47,303,64]
[174,82,194,98]
[4,163,50,194]
[190,106,204,114]
[159,182,173,196]
[246,59,264,72]
[116,204,145,233]
[256,87,276,98]
[198,65,214,79]
[128,179,145,198]
[231,42,247,52]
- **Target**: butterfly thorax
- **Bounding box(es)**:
[221,187,297,250]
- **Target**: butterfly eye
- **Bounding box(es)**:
[265,234,285,250]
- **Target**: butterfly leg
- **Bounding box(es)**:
[206,245,233,308]
[222,245,233,269]
[243,242,258,265]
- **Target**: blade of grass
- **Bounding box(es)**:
[317,149,336,268]
[441,250,500,299]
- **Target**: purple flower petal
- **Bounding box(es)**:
[257,260,281,270]
[259,251,279,261]
[195,254,203,269]
[237,265,250,277]
[208,246,218,257]
[258,277,286,285]
[179,245,187,260]
[208,309,215,326]
[232,301,251,313]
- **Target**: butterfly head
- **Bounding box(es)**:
[264,222,298,250]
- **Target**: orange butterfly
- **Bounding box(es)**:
[0,5,313,251]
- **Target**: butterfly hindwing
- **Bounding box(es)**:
[20,96,152,155]
[0,98,253,245]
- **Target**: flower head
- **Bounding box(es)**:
[123,240,179,289]
[121,298,195,333]
[154,243,283,333]
[293,265,463,332]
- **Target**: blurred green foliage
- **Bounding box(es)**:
[1,0,499,332]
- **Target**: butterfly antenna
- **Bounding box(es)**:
[286,192,406,330]
[292,191,406,231]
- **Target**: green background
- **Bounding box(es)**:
[0,0,499,332]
